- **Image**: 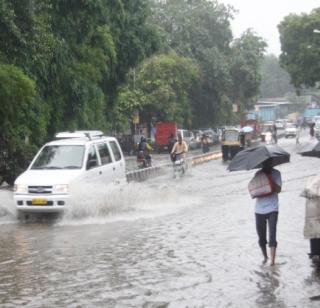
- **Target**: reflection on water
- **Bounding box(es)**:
[0,137,320,307]
[254,267,284,308]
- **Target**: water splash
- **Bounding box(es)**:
[0,188,17,224]
[58,178,200,226]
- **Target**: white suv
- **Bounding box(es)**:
[284,123,297,138]
[13,131,126,213]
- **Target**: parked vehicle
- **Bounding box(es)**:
[13,131,126,214]
[275,119,286,130]
[177,129,195,148]
[313,115,320,123]
[199,129,219,145]
[303,108,320,125]
[155,122,177,153]
[221,128,243,161]
[191,130,202,149]
[284,123,297,138]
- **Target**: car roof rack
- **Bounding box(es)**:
[55,130,104,140]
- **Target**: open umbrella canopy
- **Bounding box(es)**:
[297,139,320,158]
[241,126,254,133]
[228,145,290,171]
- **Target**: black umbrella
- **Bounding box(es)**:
[228,145,290,171]
[297,139,320,158]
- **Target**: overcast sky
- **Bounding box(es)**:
[219,0,319,55]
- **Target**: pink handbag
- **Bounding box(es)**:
[248,171,273,199]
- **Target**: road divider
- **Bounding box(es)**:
[126,151,222,182]
[191,151,222,166]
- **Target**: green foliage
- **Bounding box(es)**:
[136,52,200,127]
[0,0,56,82]
[115,52,199,128]
[0,0,270,182]
[150,0,265,127]
[259,54,294,98]
[0,64,46,183]
[150,0,235,126]
[151,0,234,56]
[229,30,267,111]
[0,0,161,182]
[279,8,320,89]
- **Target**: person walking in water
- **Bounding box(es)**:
[296,124,301,145]
[251,159,282,265]
[272,124,277,144]
[310,122,315,138]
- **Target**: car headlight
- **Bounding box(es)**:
[53,184,69,194]
[14,184,28,194]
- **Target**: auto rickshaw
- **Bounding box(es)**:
[221,128,244,161]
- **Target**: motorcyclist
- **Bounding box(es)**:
[137,136,152,166]
[201,133,210,153]
[170,133,188,161]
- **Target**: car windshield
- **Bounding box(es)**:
[31,145,85,170]
[286,124,296,129]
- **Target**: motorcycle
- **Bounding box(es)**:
[137,150,152,169]
[264,131,274,145]
[171,152,185,178]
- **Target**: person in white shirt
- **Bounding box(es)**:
[254,159,282,266]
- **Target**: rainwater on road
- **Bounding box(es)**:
[0,131,320,307]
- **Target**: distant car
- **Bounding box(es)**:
[313,115,320,123]
[202,129,219,144]
[284,123,297,138]
[275,119,285,130]
[191,130,202,149]
[177,129,196,149]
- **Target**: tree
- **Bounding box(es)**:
[0,64,46,184]
[46,0,161,133]
[259,54,294,98]
[278,8,320,89]
[118,52,199,128]
[150,0,235,126]
[0,0,162,180]
[229,30,267,112]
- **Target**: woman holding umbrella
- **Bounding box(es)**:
[228,145,290,265]
[253,158,282,265]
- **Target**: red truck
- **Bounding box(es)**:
[155,121,177,153]
[240,118,261,146]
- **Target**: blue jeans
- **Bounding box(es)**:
[255,211,278,248]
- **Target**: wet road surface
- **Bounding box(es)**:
[1,132,320,307]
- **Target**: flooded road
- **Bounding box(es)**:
[1,133,320,307]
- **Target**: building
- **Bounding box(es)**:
[252,99,293,122]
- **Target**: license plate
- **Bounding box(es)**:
[31,198,48,205]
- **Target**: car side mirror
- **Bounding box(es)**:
[87,159,97,170]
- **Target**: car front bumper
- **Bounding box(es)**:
[14,194,70,213]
